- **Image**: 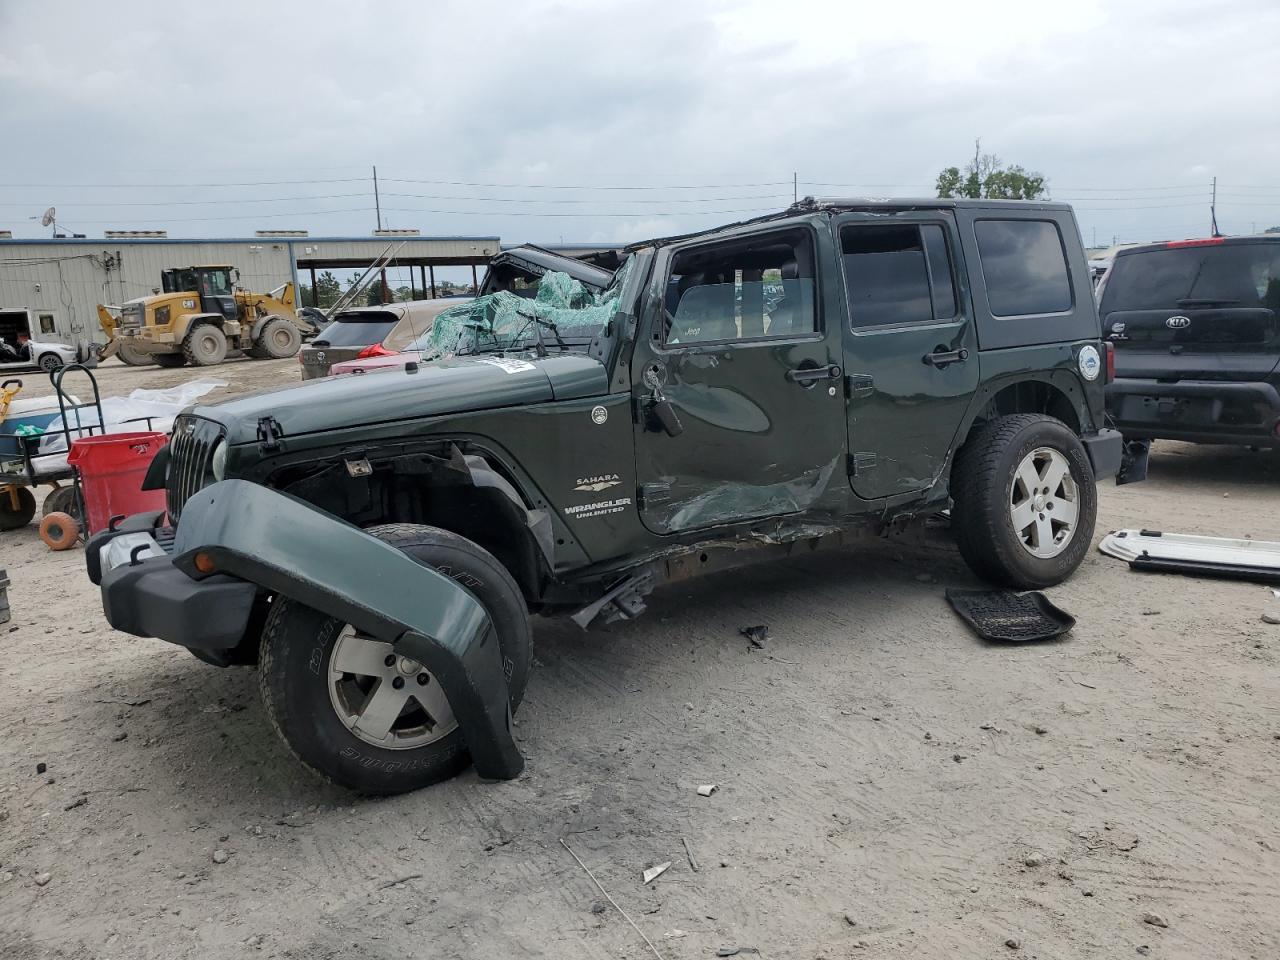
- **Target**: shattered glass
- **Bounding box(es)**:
[427,258,634,359]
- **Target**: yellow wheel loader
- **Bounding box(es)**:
[99,266,305,368]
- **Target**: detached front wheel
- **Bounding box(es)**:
[950,414,1097,589]
[257,524,532,794]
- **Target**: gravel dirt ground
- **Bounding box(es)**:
[1,358,1278,960]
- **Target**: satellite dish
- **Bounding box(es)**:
[40,207,56,227]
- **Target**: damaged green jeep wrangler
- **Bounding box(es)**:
[87,199,1136,794]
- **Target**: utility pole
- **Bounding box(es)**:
[373,165,382,232]
[1210,176,1219,237]
[793,171,798,204]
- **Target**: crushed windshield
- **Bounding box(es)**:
[426,257,633,358]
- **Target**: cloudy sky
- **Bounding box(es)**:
[3,0,1279,249]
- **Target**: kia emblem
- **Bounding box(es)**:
[1165,316,1191,329]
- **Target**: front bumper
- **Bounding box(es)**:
[86,484,523,780]
[1106,377,1280,446]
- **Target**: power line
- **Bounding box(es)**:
[0,193,374,208]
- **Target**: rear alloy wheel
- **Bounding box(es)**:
[950,414,1097,589]
[257,523,532,794]
[249,317,302,360]
[38,353,63,373]
[183,325,228,366]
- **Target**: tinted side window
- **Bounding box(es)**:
[975,219,1072,317]
[665,229,816,345]
[841,224,957,328]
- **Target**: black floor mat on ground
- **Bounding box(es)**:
[945,588,1076,642]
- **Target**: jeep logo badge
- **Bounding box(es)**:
[1165,316,1191,329]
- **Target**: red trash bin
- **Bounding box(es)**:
[67,431,168,535]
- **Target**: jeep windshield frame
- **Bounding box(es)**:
[429,256,641,362]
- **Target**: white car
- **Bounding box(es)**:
[0,338,80,373]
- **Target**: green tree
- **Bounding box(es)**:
[937,141,1047,200]
[1265,225,1280,234]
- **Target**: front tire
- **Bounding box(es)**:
[257,523,532,794]
[115,340,155,366]
[950,414,1097,589]
[183,325,228,366]
[38,353,63,373]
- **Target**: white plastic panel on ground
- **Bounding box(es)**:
[1098,529,1280,571]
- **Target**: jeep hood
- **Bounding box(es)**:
[200,353,609,445]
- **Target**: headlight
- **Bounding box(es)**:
[210,440,227,480]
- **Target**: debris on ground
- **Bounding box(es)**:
[1261,612,1280,625]
[945,588,1076,642]
[1023,853,1049,867]
[33,872,51,887]
[211,849,230,864]
[681,837,699,872]
[1005,937,1021,949]
[739,625,769,648]
[696,784,718,797]
[35,762,46,775]
[63,795,87,811]
[560,839,666,960]
[642,861,672,885]
[1141,912,1169,928]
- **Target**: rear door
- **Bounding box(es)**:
[836,212,980,500]
[1100,239,1280,381]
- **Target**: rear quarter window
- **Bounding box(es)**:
[975,219,1073,317]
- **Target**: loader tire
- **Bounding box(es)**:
[116,340,155,366]
[248,317,302,360]
[183,325,228,367]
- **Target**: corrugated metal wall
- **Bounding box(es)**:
[0,236,500,342]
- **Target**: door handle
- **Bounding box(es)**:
[786,363,842,384]
[922,347,969,368]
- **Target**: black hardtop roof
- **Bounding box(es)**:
[1113,234,1280,258]
[490,243,615,289]
[626,196,1074,252]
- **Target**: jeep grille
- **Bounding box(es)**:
[166,415,225,524]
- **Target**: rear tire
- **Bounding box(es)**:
[183,325,228,366]
[115,340,155,366]
[38,353,63,373]
[257,523,532,794]
[0,486,37,530]
[248,317,302,360]
[950,414,1097,589]
[153,353,187,368]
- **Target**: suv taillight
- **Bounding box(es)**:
[356,343,396,360]
[1104,341,1116,384]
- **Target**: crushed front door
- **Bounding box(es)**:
[631,222,846,534]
